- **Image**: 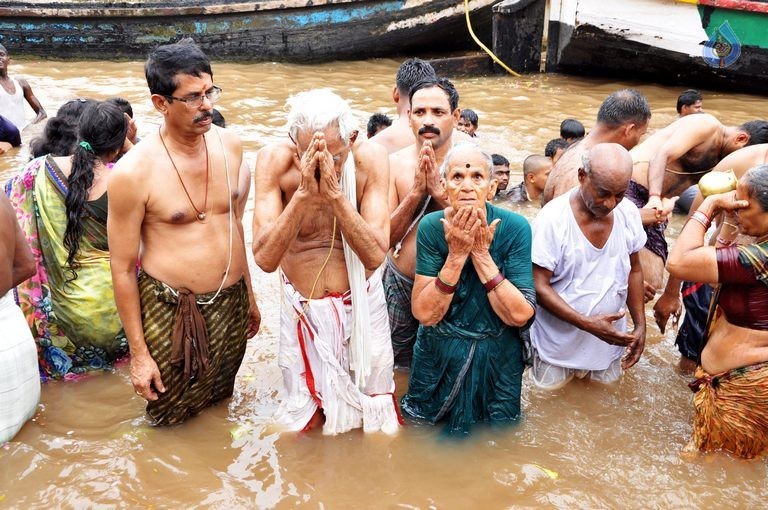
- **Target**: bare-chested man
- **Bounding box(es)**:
[541,89,651,206]
[109,41,260,426]
[0,193,39,443]
[629,115,768,296]
[383,77,460,367]
[654,143,768,372]
[369,58,437,154]
[252,89,400,435]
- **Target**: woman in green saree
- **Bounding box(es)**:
[6,101,129,380]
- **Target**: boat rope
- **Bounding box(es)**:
[463,0,521,77]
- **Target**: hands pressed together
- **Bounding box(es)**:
[295,131,345,201]
[440,205,501,260]
[413,140,443,198]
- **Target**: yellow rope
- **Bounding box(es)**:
[464,0,522,78]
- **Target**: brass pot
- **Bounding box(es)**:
[698,169,737,197]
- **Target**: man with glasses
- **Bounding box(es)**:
[108,40,260,426]
[252,88,400,435]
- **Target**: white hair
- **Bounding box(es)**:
[439,141,494,178]
[285,88,358,144]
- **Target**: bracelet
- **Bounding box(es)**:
[716,235,735,246]
[434,273,457,294]
[648,192,660,198]
[689,210,711,229]
[722,221,738,228]
[483,272,506,293]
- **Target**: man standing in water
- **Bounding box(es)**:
[541,89,651,205]
[629,115,768,297]
[384,78,461,367]
[531,144,646,390]
[252,88,400,435]
[109,41,260,426]
[0,44,46,142]
[369,58,437,154]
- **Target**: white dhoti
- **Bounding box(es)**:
[0,290,40,443]
[273,268,401,435]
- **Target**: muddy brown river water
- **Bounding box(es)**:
[1,58,767,509]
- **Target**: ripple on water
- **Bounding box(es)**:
[2,58,768,508]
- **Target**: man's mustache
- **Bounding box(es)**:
[194,112,213,123]
[418,125,441,136]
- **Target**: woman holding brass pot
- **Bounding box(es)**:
[667,164,768,459]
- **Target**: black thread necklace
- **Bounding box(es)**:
[159,128,210,222]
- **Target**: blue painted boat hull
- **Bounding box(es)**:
[0,1,494,61]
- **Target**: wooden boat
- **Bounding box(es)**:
[0,0,495,62]
[545,0,768,94]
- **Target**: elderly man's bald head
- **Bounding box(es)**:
[577,143,633,217]
[583,143,632,183]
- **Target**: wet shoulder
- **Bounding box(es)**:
[257,140,296,176]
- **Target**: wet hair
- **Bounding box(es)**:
[144,39,212,97]
[395,58,437,96]
[29,98,97,158]
[286,88,358,145]
[491,154,509,167]
[460,109,478,127]
[106,97,133,118]
[739,120,768,147]
[409,77,459,112]
[63,101,127,282]
[544,138,569,158]
[596,89,651,128]
[560,118,585,139]
[366,112,391,138]
[211,108,226,128]
[440,142,493,179]
[676,89,702,114]
[523,155,551,177]
[744,165,768,212]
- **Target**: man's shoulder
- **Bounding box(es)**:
[355,138,387,161]
[112,139,154,176]
[256,140,295,169]
[388,143,418,184]
[389,143,417,163]
[537,192,571,224]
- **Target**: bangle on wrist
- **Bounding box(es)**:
[716,235,735,246]
[648,192,660,198]
[689,210,711,229]
[483,272,506,293]
[722,221,738,228]
[434,273,457,294]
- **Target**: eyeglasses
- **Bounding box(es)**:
[164,86,222,109]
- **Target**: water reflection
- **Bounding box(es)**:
[1,58,767,508]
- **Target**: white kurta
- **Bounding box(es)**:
[530,191,646,370]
